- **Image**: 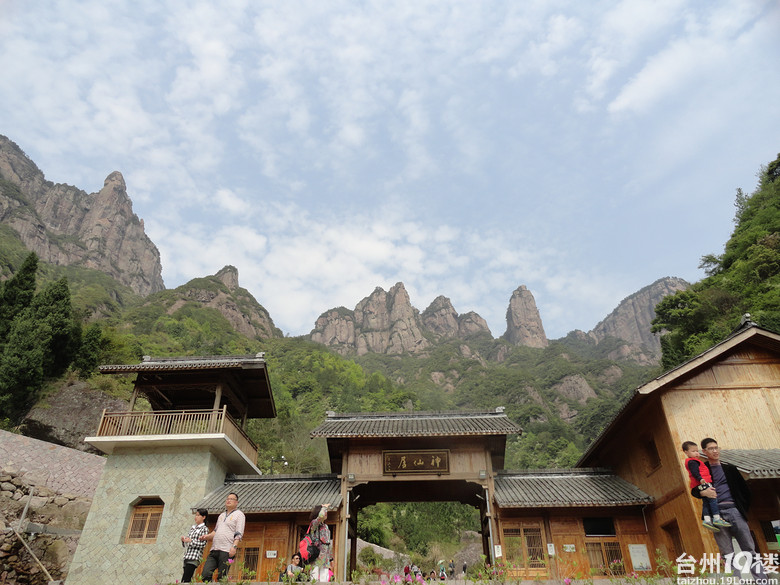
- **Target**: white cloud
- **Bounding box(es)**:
[215,189,250,215]
[2,0,778,343]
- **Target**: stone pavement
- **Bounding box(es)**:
[0,430,105,497]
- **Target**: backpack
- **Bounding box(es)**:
[299,525,320,564]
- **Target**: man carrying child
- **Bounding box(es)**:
[681,441,732,531]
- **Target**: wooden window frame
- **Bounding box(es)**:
[503,522,548,570]
[125,500,164,543]
[585,540,625,576]
[642,437,662,474]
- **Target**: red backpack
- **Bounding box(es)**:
[299,524,320,564]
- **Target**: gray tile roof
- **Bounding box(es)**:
[99,353,275,419]
[194,475,342,513]
[494,469,653,508]
[719,449,780,479]
[99,354,267,372]
[311,409,521,438]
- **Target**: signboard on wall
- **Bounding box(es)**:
[383,450,450,474]
[628,544,651,571]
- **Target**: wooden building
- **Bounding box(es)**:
[578,323,780,566]
[70,323,779,583]
[493,469,655,579]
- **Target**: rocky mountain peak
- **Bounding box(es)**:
[312,286,493,355]
[421,295,459,336]
[353,282,429,355]
[0,135,164,296]
[589,276,689,360]
[163,267,282,339]
[422,296,492,340]
[215,265,240,291]
[502,285,548,348]
[104,170,126,190]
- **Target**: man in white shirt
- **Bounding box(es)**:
[200,492,246,582]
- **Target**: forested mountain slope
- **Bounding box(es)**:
[653,153,780,369]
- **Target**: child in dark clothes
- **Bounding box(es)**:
[682,441,732,531]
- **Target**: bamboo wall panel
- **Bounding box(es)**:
[617,516,646,534]
[552,534,588,579]
[662,387,780,450]
[676,348,780,389]
[646,481,717,562]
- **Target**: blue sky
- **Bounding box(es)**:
[1,0,778,339]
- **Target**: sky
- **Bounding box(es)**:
[1,1,779,339]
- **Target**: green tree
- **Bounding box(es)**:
[357,504,393,548]
[0,307,47,419]
[654,153,780,368]
[73,323,104,377]
[0,252,38,349]
[32,277,78,378]
[0,274,79,420]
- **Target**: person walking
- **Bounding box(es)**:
[180,508,209,583]
[199,492,246,582]
[307,503,332,582]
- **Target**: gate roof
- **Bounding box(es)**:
[311,409,521,438]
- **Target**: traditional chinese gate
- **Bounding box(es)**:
[310,409,520,580]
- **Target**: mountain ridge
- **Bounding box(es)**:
[0,133,688,365]
[0,135,164,296]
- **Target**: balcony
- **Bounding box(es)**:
[86,407,261,475]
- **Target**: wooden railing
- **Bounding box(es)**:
[94,407,258,464]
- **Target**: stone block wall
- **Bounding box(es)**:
[0,431,104,585]
[0,467,92,585]
[64,445,227,585]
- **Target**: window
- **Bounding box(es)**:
[125,498,164,543]
[642,438,661,472]
[583,517,616,537]
[503,524,547,569]
[234,546,259,581]
[584,517,624,576]
[662,520,684,559]
[585,542,625,576]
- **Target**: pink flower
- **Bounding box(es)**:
[227,558,235,564]
[564,578,572,585]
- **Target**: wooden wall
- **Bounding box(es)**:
[199,512,339,582]
[497,508,654,580]
[583,343,780,565]
[662,347,780,450]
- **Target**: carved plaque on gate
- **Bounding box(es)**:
[382,449,450,475]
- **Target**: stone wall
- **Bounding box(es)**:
[64,446,228,585]
[0,467,92,585]
[0,431,104,585]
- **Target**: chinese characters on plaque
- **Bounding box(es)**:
[383,450,450,474]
